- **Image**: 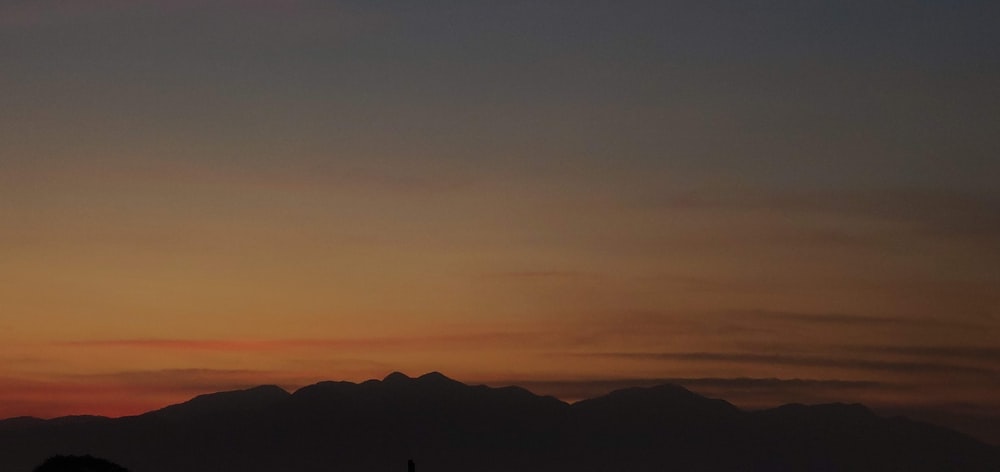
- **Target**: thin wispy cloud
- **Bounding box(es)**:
[857,345,1000,362]
[651,188,1000,241]
[582,351,999,376]
[56,332,546,352]
[493,376,887,395]
[480,271,604,280]
[739,310,935,326]
[729,310,997,332]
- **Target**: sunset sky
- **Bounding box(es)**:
[1,1,999,442]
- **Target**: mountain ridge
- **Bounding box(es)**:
[1,372,997,471]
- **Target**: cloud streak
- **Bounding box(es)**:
[653,187,1000,242]
[741,310,922,326]
[55,332,546,352]
[732,310,996,330]
[480,270,603,280]
[858,345,1000,363]
[492,376,888,398]
[583,351,999,376]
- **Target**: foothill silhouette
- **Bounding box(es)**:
[33,455,129,472]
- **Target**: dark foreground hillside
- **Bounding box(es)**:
[34,454,130,472]
[2,372,998,472]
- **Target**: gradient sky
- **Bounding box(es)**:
[1,0,999,443]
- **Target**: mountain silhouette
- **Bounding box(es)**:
[1,372,997,471]
[148,385,290,422]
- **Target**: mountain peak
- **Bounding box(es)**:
[380,371,464,390]
[573,382,741,421]
[383,371,412,383]
[417,371,456,383]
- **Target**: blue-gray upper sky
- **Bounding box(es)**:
[3,0,998,190]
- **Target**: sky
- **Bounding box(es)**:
[1,0,999,443]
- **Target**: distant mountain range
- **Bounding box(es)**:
[2,372,998,471]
